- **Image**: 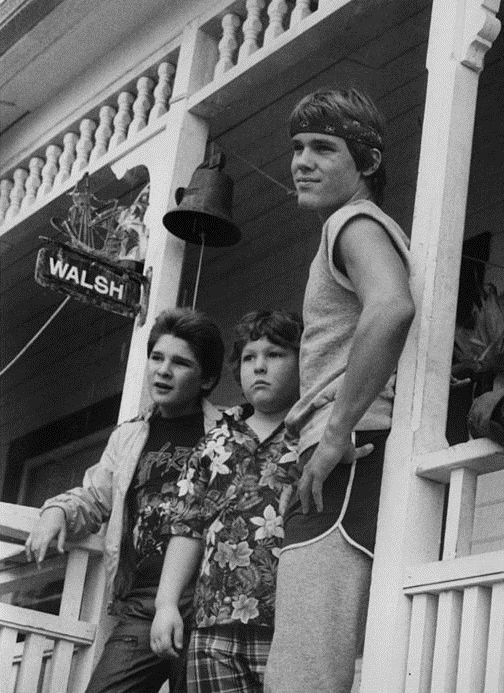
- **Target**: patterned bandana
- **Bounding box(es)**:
[290,114,383,151]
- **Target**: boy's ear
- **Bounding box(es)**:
[362,148,382,177]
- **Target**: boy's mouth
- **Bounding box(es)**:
[153,382,173,392]
[296,177,318,184]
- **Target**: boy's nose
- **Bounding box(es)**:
[157,360,173,376]
[254,357,267,373]
[295,148,314,169]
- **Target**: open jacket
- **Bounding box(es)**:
[41,399,223,603]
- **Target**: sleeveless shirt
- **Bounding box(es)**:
[285,199,410,454]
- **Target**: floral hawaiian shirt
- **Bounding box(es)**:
[169,406,297,629]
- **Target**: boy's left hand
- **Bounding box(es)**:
[298,439,373,514]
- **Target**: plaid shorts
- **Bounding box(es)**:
[186,624,274,693]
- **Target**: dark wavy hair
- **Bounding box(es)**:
[147,308,224,393]
[290,87,387,206]
[229,310,303,382]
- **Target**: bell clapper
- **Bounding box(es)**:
[192,222,206,310]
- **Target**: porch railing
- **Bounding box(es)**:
[0,502,108,693]
[403,438,504,693]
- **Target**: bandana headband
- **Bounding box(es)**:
[290,115,383,151]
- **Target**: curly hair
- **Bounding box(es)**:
[229,310,303,382]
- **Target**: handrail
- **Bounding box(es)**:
[415,438,504,483]
[0,501,104,553]
[0,501,108,693]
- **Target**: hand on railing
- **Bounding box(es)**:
[25,507,67,565]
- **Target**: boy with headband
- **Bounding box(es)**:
[264,88,415,693]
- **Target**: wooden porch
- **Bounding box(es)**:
[1,0,504,691]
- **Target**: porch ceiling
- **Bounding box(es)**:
[0,0,173,136]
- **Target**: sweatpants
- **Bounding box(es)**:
[264,527,372,693]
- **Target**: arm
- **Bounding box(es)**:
[25,426,121,563]
[299,217,415,513]
[150,536,203,658]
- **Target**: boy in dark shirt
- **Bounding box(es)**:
[26,308,225,693]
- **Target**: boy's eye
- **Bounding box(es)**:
[150,353,163,361]
[241,353,254,362]
[172,357,192,368]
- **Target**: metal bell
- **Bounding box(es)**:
[162,155,240,247]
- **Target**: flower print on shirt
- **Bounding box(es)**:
[203,431,232,482]
[214,540,253,570]
[232,595,259,624]
[177,467,195,497]
[169,407,297,629]
[251,504,284,541]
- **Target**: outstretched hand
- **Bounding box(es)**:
[298,439,374,514]
[150,604,184,659]
[25,507,67,565]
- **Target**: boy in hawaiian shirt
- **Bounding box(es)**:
[150,310,302,692]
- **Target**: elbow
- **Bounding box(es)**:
[397,296,415,332]
[367,294,415,337]
[390,298,415,344]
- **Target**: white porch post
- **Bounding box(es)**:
[360,2,501,692]
[111,22,218,421]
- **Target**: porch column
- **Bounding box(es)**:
[360,2,501,692]
[111,22,218,421]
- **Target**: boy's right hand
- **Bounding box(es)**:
[25,507,66,564]
[150,604,184,658]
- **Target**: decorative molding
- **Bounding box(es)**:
[460,0,502,72]
[264,0,288,45]
[214,13,242,77]
[238,0,266,61]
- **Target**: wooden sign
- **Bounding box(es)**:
[35,239,149,319]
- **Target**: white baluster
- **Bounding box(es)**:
[36,145,61,199]
[214,14,242,77]
[109,92,134,149]
[148,62,176,123]
[71,118,97,177]
[22,157,44,209]
[54,133,78,188]
[264,0,288,44]
[128,76,154,137]
[4,168,28,223]
[76,119,97,173]
[89,105,116,163]
[0,179,13,225]
[238,0,266,61]
[289,0,312,27]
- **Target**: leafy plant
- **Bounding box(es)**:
[453,283,504,382]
